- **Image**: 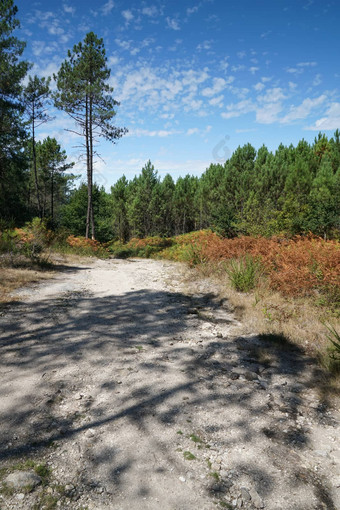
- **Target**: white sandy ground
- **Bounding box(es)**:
[0,258,339,510]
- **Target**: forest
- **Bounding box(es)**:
[1,1,340,245]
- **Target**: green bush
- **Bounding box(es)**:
[226,255,263,292]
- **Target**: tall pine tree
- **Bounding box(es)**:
[54,32,127,239]
[0,0,30,223]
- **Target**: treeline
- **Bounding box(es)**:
[0,1,124,235]
[1,2,339,242]
[61,134,340,242]
[0,2,77,226]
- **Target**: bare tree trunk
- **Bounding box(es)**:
[89,94,95,240]
[32,106,42,218]
[51,167,54,222]
[85,95,91,239]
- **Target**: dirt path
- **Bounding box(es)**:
[0,258,339,510]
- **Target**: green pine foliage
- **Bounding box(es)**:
[0,3,339,243]
[83,133,339,243]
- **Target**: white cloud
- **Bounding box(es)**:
[209,95,224,107]
[197,40,213,51]
[281,95,326,123]
[286,67,304,75]
[313,73,322,86]
[63,4,75,15]
[166,17,180,30]
[305,102,340,131]
[258,87,285,103]
[202,78,227,97]
[160,113,175,120]
[182,97,203,111]
[231,65,246,72]
[122,9,133,22]
[297,61,317,67]
[129,128,181,137]
[237,51,246,59]
[115,39,131,51]
[288,81,297,90]
[108,56,119,66]
[219,58,229,71]
[32,41,46,57]
[221,99,255,119]
[249,66,259,74]
[256,102,283,124]
[253,82,265,92]
[101,0,114,15]
[187,6,199,15]
[187,128,199,135]
[141,6,158,17]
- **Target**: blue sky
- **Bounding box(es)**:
[15,0,340,188]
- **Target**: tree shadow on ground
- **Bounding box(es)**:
[0,284,337,509]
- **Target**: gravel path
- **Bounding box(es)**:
[0,258,339,510]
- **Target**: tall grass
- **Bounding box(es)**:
[225,255,263,292]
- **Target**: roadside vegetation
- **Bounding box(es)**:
[0,2,339,384]
[1,222,339,382]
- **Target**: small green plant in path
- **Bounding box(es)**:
[183,451,196,460]
[226,255,263,292]
[189,433,203,443]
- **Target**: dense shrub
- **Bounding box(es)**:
[160,230,339,299]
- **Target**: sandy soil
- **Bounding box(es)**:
[0,258,339,510]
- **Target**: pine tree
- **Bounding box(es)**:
[54,32,127,239]
[35,137,75,222]
[23,75,52,218]
[0,0,30,223]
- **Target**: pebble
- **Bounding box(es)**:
[179,476,186,482]
[4,471,41,489]
[240,487,251,501]
[249,488,265,508]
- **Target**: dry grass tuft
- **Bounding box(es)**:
[0,266,55,305]
[194,261,340,394]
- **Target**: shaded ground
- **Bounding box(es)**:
[0,258,339,510]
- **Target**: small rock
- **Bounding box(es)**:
[85,428,95,438]
[315,450,329,459]
[16,493,25,501]
[4,471,41,489]
[216,332,223,338]
[187,308,198,315]
[179,476,186,482]
[240,487,251,501]
[249,488,264,508]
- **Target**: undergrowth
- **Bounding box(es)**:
[225,255,263,292]
[1,224,339,379]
